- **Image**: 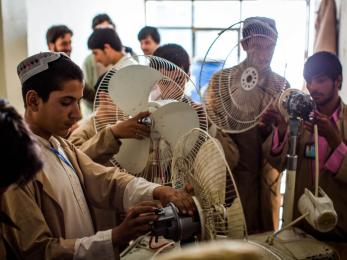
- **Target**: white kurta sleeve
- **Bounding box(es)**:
[73,230,114,260]
[123,177,161,211]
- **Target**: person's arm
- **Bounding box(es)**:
[305,111,347,183]
[324,142,347,182]
[1,183,150,260]
[69,117,122,165]
[1,184,75,259]
[69,112,151,165]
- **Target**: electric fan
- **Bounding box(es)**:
[201,19,288,134]
[151,127,336,259]
[93,55,207,184]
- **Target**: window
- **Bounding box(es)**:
[144,0,314,92]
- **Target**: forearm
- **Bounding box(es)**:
[123,177,161,211]
[74,230,117,260]
[76,127,121,164]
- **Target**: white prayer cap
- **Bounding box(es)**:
[17,52,69,84]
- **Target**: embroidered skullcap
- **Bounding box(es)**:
[17,52,69,84]
[242,16,278,41]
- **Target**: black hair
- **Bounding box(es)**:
[92,13,115,30]
[137,26,160,44]
[0,100,43,188]
[46,25,73,45]
[88,28,123,51]
[304,51,343,88]
[22,55,83,105]
[153,43,190,74]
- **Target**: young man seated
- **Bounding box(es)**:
[0,52,194,259]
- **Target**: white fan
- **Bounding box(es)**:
[93,56,207,184]
[201,20,288,133]
[153,128,336,259]
[171,128,247,240]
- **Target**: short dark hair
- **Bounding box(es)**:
[46,25,73,45]
[88,28,123,51]
[137,26,160,44]
[0,100,43,188]
[153,44,190,74]
[22,55,83,105]
[92,13,115,30]
[304,51,343,87]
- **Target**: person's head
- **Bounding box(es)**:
[88,28,123,66]
[241,17,278,70]
[303,51,342,106]
[153,43,190,74]
[92,13,115,30]
[137,26,160,55]
[0,99,43,195]
[46,25,73,56]
[18,52,84,139]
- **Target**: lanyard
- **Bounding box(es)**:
[50,147,76,174]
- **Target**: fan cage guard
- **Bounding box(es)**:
[200,20,288,134]
[93,55,208,184]
[171,128,247,240]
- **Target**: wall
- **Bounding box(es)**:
[338,0,347,102]
[0,0,27,112]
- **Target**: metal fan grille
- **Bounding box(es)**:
[93,56,208,184]
[204,61,287,133]
[171,128,247,240]
[201,20,288,133]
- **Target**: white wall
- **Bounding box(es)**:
[338,0,347,102]
[0,0,27,112]
[27,0,145,67]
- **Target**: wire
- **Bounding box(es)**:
[149,236,172,250]
[314,124,319,196]
[150,242,176,260]
[120,232,151,257]
[267,212,310,245]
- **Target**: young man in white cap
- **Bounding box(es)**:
[205,17,289,234]
[0,52,194,259]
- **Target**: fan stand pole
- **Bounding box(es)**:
[314,124,319,197]
[282,118,300,226]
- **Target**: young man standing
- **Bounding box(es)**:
[0,52,194,259]
[205,17,289,234]
[264,51,347,258]
[88,28,136,69]
[138,26,161,55]
[46,25,73,57]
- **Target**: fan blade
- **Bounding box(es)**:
[113,138,151,174]
[151,101,200,148]
[108,65,164,116]
[194,138,227,205]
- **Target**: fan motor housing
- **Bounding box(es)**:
[151,202,201,242]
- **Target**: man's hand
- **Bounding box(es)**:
[304,111,342,150]
[259,104,287,140]
[111,202,160,247]
[111,111,151,140]
[153,186,196,215]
